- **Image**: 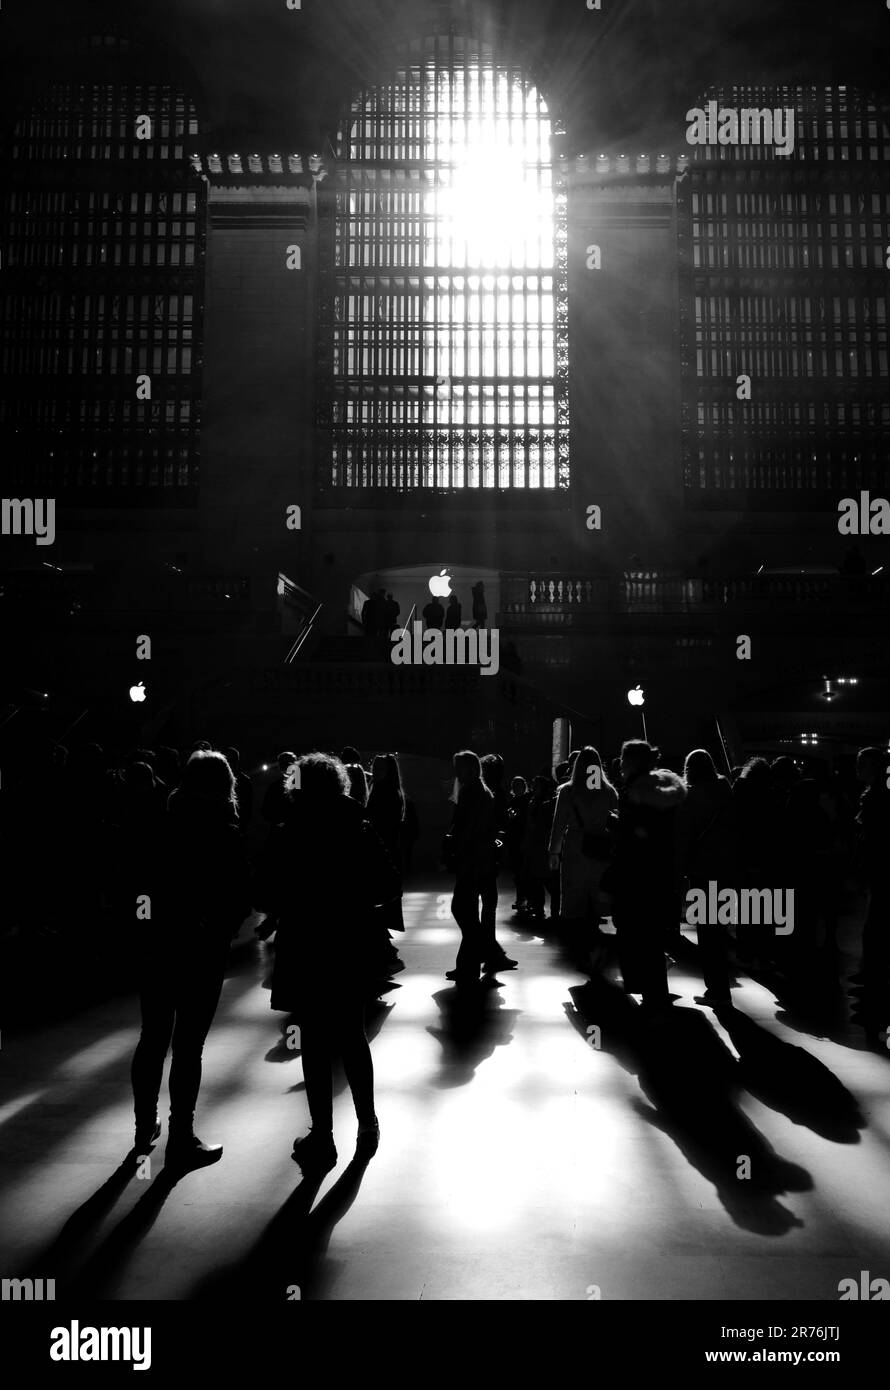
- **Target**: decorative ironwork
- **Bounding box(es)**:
[317,31,569,492]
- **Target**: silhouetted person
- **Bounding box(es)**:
[367,753,406,935]
[384,592,400,635]
[677,748,738,1006]
[471,581,487,629]
[444,594,462,629]
[340,745,360,766]
[345,763,369,806]
[479,754,517,970]
[609,741,686,1019]
[507,775,530,910]
[223,746,254,832]
[518,772,556,923]
[130,751,250,1170]
[422,595,445,630]
[443,750,507,985]
[361,589,388,637]
[257,753,399,1172]
[400,796,420,876]
[549,748,618,958]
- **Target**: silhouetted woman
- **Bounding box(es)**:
[130,750,250,1170]
[258,753,399,1172]
[507,775,530,911]
[609,741,686,1019]
[549,747,618,962]
[345,762,369,807]
[523,773,559,925]
[443,750,503,985]
[367,753,406,935]
[676,748,737,1006]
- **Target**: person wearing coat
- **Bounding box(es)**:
[608,740,687,1019]
[130,750,251,1170]
[255,753,400,1174]
[442,750,509,985]
[548,747,618,961]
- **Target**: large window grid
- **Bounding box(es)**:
[317,34,569,491]
[679,85,890,501]
[0,50,204,501]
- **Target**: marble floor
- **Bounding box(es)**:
[1,883,888,1301]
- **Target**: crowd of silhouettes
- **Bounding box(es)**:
[461,741,888,1029]
[1,728,886,1177]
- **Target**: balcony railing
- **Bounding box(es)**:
[499,570,890,621]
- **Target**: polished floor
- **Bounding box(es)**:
[1,884,888,1301]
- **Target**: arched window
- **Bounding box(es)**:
[318,33,568,491]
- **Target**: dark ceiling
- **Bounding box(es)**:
[2,0,888,154]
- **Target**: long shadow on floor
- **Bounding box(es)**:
[22,1149,146,1293]
[566,977,811,1237]
[48,1159,183,1299]
[427,983,520,1087]
[716,1006,865,1142]
[192,1153,373,1302]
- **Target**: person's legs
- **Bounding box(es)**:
[480,872,500,951]
[698,924,731,1000]
[452,878,483,980]
[131,976,176,1140]
[526,874,545,919]
[167,959,227,1140]
[339,1003,376,1128]
[299,1020,336,1135]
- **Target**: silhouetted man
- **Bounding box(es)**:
[422,595,445,630]
[444,594,462,629]
[384,592,400,635]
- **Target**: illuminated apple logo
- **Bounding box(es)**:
[627,685,645,707]
[129,681,147,703]
[428,569,453,598]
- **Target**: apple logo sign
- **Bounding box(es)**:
[627,685,645,707]
[428,569,453,598]
[129,681,147,703]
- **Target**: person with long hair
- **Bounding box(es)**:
[480,753,517,970]
[677,748,737,1007]
[443,750,508,985]
[345,762,369,807]
[506,775,530,912]
[523,773,559,925]
[609,740,686,1020]
[257,753,400,1172]
[548,747,618,963]
[367,753,406,936]
[130,750,250,1170]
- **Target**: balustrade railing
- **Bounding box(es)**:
[499,570,890,621]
